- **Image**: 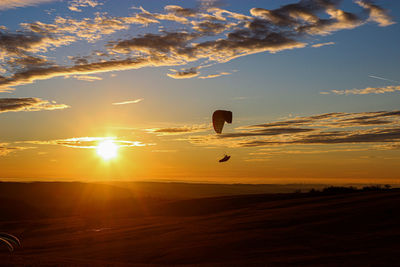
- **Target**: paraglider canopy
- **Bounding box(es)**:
[212,110,232,134]
[0,232,20,252]
[219,155,231,163]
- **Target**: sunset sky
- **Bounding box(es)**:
[0,0,399,183]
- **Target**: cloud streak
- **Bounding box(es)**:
[323,85,400,95]
[198,72,231,79]
[112,98,143,105]
[369,75,400,84]
[0,143,33,156]
[23,137,147,149]
[147,124,209,135]
[0,0,54,10]
[311,42,335,48]
[0,98,69,113]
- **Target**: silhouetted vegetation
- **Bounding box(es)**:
[308,184,394,195]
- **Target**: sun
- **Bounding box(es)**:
[96,140,118,160]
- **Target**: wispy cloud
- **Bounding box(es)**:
[322,85,400,95]
[68,0,101,12]
[369,75,400,84]
[311,42,335,48]
[147,124,210,135]
[356,0,395,27]
[0,98,69,114]
[112,98,143,105]
[23,137,148,149]
[69,75,103,82]
[151,149,177,153]
[0,143,33,156]
[198,72,231,79]
[0,0,54,10]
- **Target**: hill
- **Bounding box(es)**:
[0,182,400,266]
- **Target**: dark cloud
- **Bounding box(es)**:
[240,127,400,147]
[112,32,197,54]
[245,118,315,128]
[0,97,69,113]
[220,127,314,138]
[164,5,198,18]
[0,57,181,91]
[243,111,400,129]
[191,20,230,34]
[186,110,400,148]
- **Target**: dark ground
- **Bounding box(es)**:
[1,182,400,266]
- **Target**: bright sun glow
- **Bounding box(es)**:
[96,140,118,160]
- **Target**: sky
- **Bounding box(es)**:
[0,0,399,184]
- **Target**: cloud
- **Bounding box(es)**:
[244,158,271,162]
[249,147,372,155]
[167,67,199,79]
[151,149,177,153]
[311,42,335,48]
[112,98,143,105]
[112,31,197,54]
[0,28,74,63]
[0,0,54,10]
[69,75,102,82]
[369,75,400,84]
[242,110,400,129]
[23,137,147,149]
[356,0,395,27]
[0,97,70,113]
[147,124,209,135]
[238,127,400,147]
[198,71,231,79]
[0,1,394,90]
[186,110,400,148]
[0,143,33,156]
[191,20,233,34]
[68,0,101,12]
[323,85,400,95]
[220,127,315,138]
[0,57,182,91]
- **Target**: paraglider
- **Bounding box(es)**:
[212,110,233,162]
[212,110,232,134]
[0,232,21,252]
[219,154,231,163]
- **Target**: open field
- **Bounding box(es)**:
[1,182,400,266]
